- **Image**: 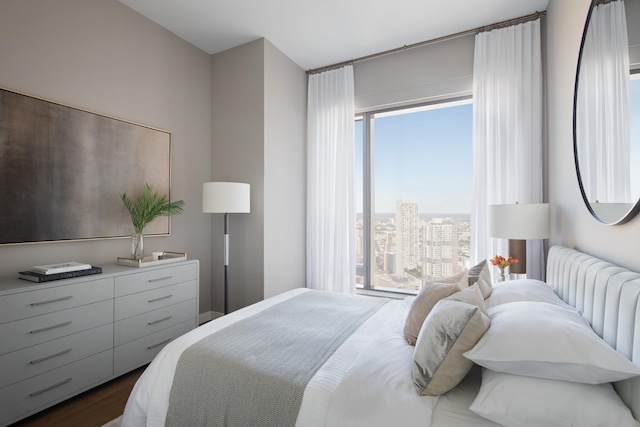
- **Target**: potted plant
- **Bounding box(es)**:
[120,183,185,259]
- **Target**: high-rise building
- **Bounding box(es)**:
[424,218,457,281]
[384,252,396,274]
[356,225,364,260]
[385,231,396,254]
[395,200,419,276]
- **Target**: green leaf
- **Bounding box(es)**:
[120,183,185,234]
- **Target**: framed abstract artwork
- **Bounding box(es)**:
[0,87,172,245]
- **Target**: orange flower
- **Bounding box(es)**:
[490,255,518,272]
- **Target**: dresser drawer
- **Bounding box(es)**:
[0,278,114,324]
[0,324,113,389]
[115,280,197,321]
[0,300,113,355]
[0,350,113,426]
[114,263,197,297]
[114,319,196,376]
[114,299,196,346]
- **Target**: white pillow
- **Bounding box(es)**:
[484,279,576,310]
[470,369,638,427]
[464,301,640,384]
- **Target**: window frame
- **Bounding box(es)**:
[356,95,473,294]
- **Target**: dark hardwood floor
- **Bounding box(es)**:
[9,366,146,427]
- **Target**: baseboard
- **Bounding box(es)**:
[198,310,224,325]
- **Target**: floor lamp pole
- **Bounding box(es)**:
[203,181,250,316]
[224,212,229,315]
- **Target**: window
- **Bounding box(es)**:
[355,98,473,293]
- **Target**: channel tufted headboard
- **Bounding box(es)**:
[546,245,640,420]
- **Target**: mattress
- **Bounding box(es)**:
[122,288,499,427]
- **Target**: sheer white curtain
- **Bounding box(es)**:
[576,0,630,203]
[471,20,544,279]
[307,65,356,293]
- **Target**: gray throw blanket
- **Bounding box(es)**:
[165,290,388,427]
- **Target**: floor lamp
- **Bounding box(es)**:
[203,182,250,315]
[488,203,549,275]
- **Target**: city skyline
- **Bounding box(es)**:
[356,212,470,292]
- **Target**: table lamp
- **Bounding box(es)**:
[488,203,549,274]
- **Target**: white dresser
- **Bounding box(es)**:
[0,260,199,426]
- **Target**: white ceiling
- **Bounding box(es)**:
[118,0,549,71]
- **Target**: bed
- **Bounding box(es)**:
[122,245,640,427]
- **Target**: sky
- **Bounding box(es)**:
[355,101,473,214]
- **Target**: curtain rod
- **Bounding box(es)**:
[306,10,546,75]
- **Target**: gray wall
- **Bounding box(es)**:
[210,39,306,313]
[211,40,266,313]
[546,0,640,270]
[0,0,214,314]
[263,40,307,299]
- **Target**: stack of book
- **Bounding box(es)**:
[19,262,102,283]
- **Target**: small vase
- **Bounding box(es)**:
[131,232,144,260]
[499,271,507,282]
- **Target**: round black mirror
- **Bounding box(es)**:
[573,0,640,224]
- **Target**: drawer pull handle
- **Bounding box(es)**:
[30,321,72,334]
[30,348,72,364]
[148,316,172,325]
[148,276,172,283]
[147,338,172,350]
[148,294,173,303]
[30,296,73,306]
[29,378,72,396]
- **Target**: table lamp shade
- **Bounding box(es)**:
[488,203,549,275]
[489,203,550,240]
[203,182,250,213]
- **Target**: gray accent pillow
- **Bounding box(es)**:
[467,260,486,286]
[444,283,489,317]
[413,299,491,396]
[403,270,468,345]
[475,261,493,299]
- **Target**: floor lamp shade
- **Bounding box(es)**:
[489,203,549,274]
[202,182,250,213]
[202,182,250,315]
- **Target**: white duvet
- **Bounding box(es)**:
[122,288,494,427]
